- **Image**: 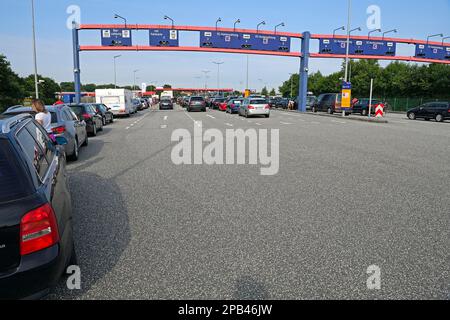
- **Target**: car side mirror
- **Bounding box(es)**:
[55,136,68,146]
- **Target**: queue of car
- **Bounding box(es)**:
[0,95,156,299]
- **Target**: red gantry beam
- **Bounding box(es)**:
[79,45,302,57]
[310,53,450,64]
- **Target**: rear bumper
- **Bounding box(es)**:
[0,245,64,300]
[111,110,130,116]
[248,109,270,115]
[189,105,206,111]
[160,105,174,110]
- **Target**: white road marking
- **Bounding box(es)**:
[332,120,347,124]
[207,115,215,119]
[125,127,130,130]
[184,112,202,127]
[161,125,168,129]
[280,122,293,125]
[255,123,262,126]
[164,116,168,121]
[225,123,234,127]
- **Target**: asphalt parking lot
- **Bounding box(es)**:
[47,105,449,300]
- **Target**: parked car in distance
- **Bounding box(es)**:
[269,97,282,108]
[70,104,103,136]
[226,98,244,114]
[311,93,344,114]
[132,99,143,111]
[350,98,383,116]
[92,103,114,125]
[210,97,226,110]
[2,105,88,161]
[306,96,317,110]
[160,97,174,110]
[187,96,207,112]
[0,114,76,300]
[276,98,289,109]
[407,102,450,122]
[239,98,270,118]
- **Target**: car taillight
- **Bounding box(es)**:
[82,113,91,120]
[248,105,255,110]
[265,105,270,109]
[52,126,66,134]
[20,203,60,256]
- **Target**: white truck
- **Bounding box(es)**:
[95,89,136,117]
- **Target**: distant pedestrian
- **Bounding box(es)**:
[53,99,64,105]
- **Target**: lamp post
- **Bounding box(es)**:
[114,14,127,28]
[133,69,139,91]
[234,19,241,32]
[113,55,122,88]
[257,21,266,33]
[164,15,175,28]
[289,73,294,98]
[202,70,211,90]
[216,18,222,30]
[333,26,345,38]
[275,22,285,34]
[427,33,443,44]
[382,29,397,39]
[31,0,39,99]
[368,28,382,39]
[212,61,224,92]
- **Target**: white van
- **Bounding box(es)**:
[95,89,136,116]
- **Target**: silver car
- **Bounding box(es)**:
[3,105,88,161]
[239,98,271,118]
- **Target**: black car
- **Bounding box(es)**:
[407,102,450,122]
[311,93,343,114]
[160,98,174,110]
[0,114,76,299]
[187,96,207,112]
[276,98,289,109]
[70,104,103,136]
[269,97,282,108]
[92,103,114,125]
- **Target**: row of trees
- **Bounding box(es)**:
[0,54,172,113]
[279,60,450,99]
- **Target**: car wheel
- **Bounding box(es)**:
[68,138,79,161]
[327,108,332,114]
[82,135,88,147]
[265,115,270,118]
[102,117,106,126]
[110,116,114,123]
[68,242,78,266]
[362,109,368,116]
[311,106,316,113]
[245,111,249,118]
[99,121,104,131]
[435,114,444,122]
[408,113,416,120]
[92,124,97,136]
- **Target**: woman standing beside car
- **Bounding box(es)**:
[31,99,51,133]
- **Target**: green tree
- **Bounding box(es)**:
[0,55,24,111]
[146,85,156,92]
[82,83,97,92]
[261,86,269,96]
[60,81,75,92]
[269,88,276,96]
[23,75,61,105]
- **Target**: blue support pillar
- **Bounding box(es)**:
[72,21,81,104]
[298,31,310,113]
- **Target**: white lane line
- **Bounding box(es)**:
[331,120,347,124]
[207,115,216,119]
[225,123,234,127]
[164,116,168,121]
[184,112,202,127]
[255,123,262,126]
[161,124,168,129]
[280,121,293,125]
[310,121,321,124]
[125,127,130,130]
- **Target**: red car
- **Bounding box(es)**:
[218,102,228,111]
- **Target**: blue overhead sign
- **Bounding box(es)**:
[415,44,449,60]
[200,31,291,52]
[101,29,132,46]
[149,29,179,47]
[319,38,396,56]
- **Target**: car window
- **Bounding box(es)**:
[70,106,83,117]
[250,99,267,104]
[190,97,204,102]
[25,121,55,163]
[16,125,49,182]
[62,110,71,121]
[0,139,32,202]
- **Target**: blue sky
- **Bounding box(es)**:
[0,0,449,91]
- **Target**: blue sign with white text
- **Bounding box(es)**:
[101,29,132,46]
[200,31,291,52]
[415,44,449,60]
[319,38,397,56]
[149,29,179,47]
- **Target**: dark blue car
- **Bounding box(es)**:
[226,98,244,114]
